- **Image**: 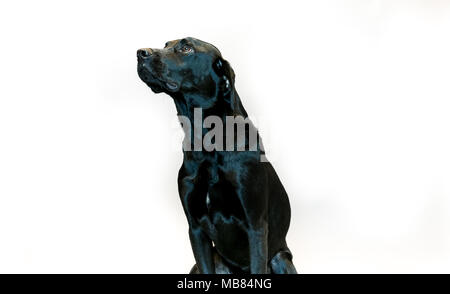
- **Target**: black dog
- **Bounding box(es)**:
[137,37,297,274]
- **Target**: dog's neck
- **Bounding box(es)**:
[172,87,247,123]
[171,87,262,155]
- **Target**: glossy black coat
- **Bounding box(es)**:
[137,37,297,274]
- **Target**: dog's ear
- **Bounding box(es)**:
[213,57,235,96]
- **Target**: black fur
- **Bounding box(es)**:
[137,37,297,274]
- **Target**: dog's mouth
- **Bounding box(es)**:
[138,64,180,93]
[138,70,180,93]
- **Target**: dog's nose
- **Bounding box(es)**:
[137,48,152,59]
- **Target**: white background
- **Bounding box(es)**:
[0,0,449,273]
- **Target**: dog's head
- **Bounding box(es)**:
[137,37,235,105]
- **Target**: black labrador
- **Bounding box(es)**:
[137,37,297,274]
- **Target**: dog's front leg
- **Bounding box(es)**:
[178,165,214,274]
[248,221,269,274]
[188,225,214,274]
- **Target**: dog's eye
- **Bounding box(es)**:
[180,45,193,54]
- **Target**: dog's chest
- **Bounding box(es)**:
[196,178,247,240]
[184,157,248,239]
[206,193,211,210]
